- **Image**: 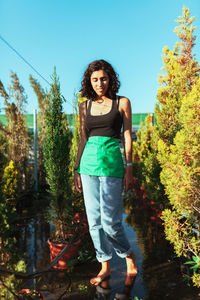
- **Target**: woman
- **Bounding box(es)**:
[74,59,137,286]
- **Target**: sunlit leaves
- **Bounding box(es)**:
[0,72,30,191]
[156,6,199,145]
[133,6,200,288]
[2,160,18,205]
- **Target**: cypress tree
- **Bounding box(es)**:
[160,78,200,287]
[132,7,200,286]
[155,6,199,145]
[156,7,200,286]
[43,69,72,241]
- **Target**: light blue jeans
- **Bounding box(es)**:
[81,174,131,262]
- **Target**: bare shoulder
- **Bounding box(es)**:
[79,100,87,109]
[119,96,130,105]
[118,96,131,113]
[79,100,87,115]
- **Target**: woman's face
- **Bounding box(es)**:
[90,70,110,97]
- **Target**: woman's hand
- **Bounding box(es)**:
[74,171,82,193]
[123,166,133,192]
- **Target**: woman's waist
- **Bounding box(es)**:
[87,136,120,146]
[79,135,124,176]
[83,136,122,161]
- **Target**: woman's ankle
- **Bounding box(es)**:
[101,260,110,273]
[126,251,138,275]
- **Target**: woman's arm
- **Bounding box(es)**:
[120,97,133,192]
[74,101,88,193]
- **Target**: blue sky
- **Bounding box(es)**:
[1,0,200,114]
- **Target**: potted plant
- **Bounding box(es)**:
[43,70,84,269]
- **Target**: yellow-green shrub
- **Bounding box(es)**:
[161,79,200,287]
[2,160,18,206]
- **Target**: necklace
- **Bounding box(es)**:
[94,99,104,114]
[96,99,104,104]
[92,99,110,115]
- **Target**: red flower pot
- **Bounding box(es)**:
[48,237,82,270]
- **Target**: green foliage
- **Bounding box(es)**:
[160,79,200,286]
[0,163,26,300]
[43,68,72,241]
[68,93,86,212]
[133,114,166,204]
[78,284,88,292]
[68,93,81,177]
[132,7,200,288]
[158,8,200,287]
[29,75,49,187]
[155,6,199,145]
[160,78,200,213]
[191,272,200,287]
[0,201,17,261]
[2,160,18,206]
[185,256,200,273]
[0,131,7,180]
[0,260,26,300]
[0,71,31,190]
[0,162,19,265]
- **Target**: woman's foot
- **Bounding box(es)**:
[126,251,138,275]
[90,261,111,286]
[90,273,110,285]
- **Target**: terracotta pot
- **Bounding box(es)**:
[48,237,82,270]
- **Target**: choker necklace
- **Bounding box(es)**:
[96,99,104,104]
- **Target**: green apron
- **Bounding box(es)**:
[77,136,124,178]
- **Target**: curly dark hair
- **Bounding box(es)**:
[80,59,120,100]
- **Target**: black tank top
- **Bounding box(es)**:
[85,96,123,139]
